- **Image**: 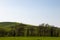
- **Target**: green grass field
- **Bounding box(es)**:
[0,37,59,40]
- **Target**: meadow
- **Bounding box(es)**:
[0,37,59,40]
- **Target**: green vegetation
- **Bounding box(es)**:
[0,22,60,37]
[0,37,60,40]
[0,22,19,27]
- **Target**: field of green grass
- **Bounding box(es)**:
[0,37,59,40]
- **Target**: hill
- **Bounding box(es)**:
[0,22,20,27]
[0,22,59,37]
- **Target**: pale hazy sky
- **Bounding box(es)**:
[0,0,60,27]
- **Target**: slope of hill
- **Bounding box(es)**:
[0,22,59,37]
[0,22,20,27]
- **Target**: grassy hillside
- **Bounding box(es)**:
[0,22,36,32]
[0,22,20,27]
[0,22,35,27]
[0,22,59,37]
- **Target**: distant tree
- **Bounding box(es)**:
[0,28,6,37]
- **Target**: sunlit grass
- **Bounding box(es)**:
[0,37,60,40]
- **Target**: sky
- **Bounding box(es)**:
[0,0,60,27]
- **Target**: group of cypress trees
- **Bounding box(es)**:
[0,23,60,37]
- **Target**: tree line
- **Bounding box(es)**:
[0,23,60,37]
